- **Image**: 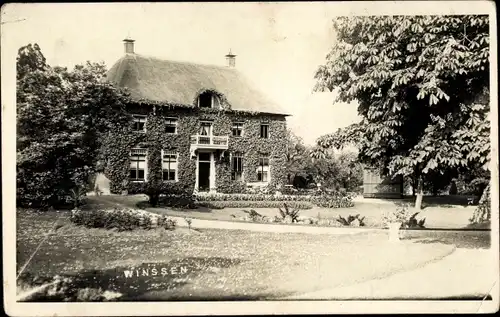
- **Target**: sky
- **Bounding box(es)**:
[2,2,364,144]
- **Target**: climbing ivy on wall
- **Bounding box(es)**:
[100,102,287,194]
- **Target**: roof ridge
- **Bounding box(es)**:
[128,53,237,71]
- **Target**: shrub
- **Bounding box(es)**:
[336,214,365,226]
[197,200,314,209]
[381,203,426,229]
[76,287,105,302]
[403,211,426,229]
[381,203,411,227]
[195,192,309,202]
[157,215,177,230]
[310,194,354,208]
[159,193,197,209]
[277,203,301,223]
[129,181,194,207]
[68,186,87,208]
[194,191,355,208]
[184,217,193,229]
[242,209,265,222]
[70,208,175,231]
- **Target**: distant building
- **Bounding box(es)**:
[362,167,404,199]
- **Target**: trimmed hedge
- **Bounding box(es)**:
[195,193,314,201]
[195,192,355,208]
[309,195,355,208]
[198,200,314,210]
[70,208,176,231]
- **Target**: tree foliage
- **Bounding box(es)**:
[313,15,490,183]
[16,43,130,208]
[284,130,362,191]
[17,43,47,80]
[284,129,313,185]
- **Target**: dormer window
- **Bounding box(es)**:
[197,91,220,109]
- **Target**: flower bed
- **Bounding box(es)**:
[70,208,177,231]
[198,200,314,210]
[195,192,355,209]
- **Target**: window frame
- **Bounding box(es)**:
[231,152,244,181]
[260,123,269,139]
[199,121,213,136]
[129,148,148,182]
[197,92,220,109]
[232,122,244,137]
[256,156,270,183]
[165,117,178,134]
[132,114,147,133]
[161,149,178,182]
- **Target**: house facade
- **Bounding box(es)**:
[101,39,289,195]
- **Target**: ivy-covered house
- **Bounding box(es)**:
[101,38,289,195]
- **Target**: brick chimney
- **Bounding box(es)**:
[225,49,236,68]
[123,37,135,54]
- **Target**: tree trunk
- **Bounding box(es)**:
[411,176,417,197]
[470,182,491,223]
[414,176,424,210]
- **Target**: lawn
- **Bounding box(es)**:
[87,195,485,230]
[16,207,476,301]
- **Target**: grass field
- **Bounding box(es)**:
[88,195,485,230]
[16,207,484,301]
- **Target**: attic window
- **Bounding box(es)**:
[197,91,220,109]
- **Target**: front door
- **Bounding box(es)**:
[198,152,211,192]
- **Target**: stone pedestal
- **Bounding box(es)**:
[388,222,401,243]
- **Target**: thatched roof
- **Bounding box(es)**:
[106,53,289,115]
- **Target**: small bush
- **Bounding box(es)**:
[403,211,426,229]
[70,208,175,231]
[159,193,197,209]
[381,203,411,227]
[382,203,426,229]
[243,209,265,222]
[157,215,177,230]
[129,181,194,207]
[310,194,354,208]
[277,203,301,223]
[67,185,87,208]
[76,287,105,302]
[184,217,193,229]
[336,214,365,226]
[198,200,314,209]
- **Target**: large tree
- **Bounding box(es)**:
[17,44,130,208]
[312,15,490,210]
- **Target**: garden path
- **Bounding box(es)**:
[88,195,379,235]
[285,248,497,303]
[169,215,380,235]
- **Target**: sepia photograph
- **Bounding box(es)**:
[2,1,498,315]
